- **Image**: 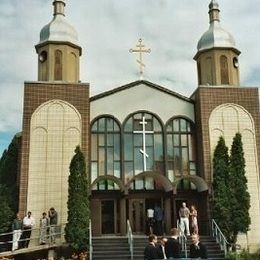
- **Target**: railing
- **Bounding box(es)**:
[177,219,188,259]
[127,219,133,260]
[211,219,228,257]
[0,224,65,253]
[89,219,93,260]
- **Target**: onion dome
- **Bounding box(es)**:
[37,0,80,49]
[197,0,238,53]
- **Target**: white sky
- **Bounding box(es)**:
[0,0,260,155]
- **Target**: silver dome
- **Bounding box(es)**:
[197,22,236,51]
[197,0,237,52]
[37,0,80,48]
[39,15,80,47]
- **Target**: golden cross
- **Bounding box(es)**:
[129,38,151,80]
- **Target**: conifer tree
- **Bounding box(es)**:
[212,136,231,237]
[228,133,250,245]
[65,146,90,252]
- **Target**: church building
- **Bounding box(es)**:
[18,0,260,251]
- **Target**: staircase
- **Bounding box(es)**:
[92,236,130,260]
[133,235,225,260]
[92,235,225,260]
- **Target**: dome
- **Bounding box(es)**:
[197,0,238,52]
[39,15,80,47]
[37,0,80,48]
[197,22,236,51]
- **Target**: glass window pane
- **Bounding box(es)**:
[167,169,174,182]
[174,148,181,175]
[98,180,106,190]
[99,134,105,146]
[114,134,120,160]
[134,119,142,131]
[107,134,113,146]
[145,177,154,190]
[134,134,142,146]
[166,123,173,132]
[134,113,142,120]
[107,147,113,175]
[146,134,153,146]
[144,113,152,119]
[99,148,105,176]
[124,134,133,160]
[92,121,98,131]
[125,118,132,131]
[146,147,154,170]
[154,134,163,161]
[187,121,191,132]
[182,148,188,170]
[167,135,173,158]
[98,118,105,131]
[181,134,187,146]
[91,162,98,183]
[125,162,133,183]
[188,135,194,161]
[173,119,179,132]
[180,119,187,132]
[114,162,121,178]
[173,135,180,146]
[134,147,143,174]
[153,118,162,132]
[114,121,119,131]
[135,178,143,190]
[107,180,114,190]
[107,118,114,131]
[91,134,98,160]
[146,120,153,131]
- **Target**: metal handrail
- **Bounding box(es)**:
[177,219,188,259]
[89,219,93,260]
[0,224,65,246]
[127,219,133,260]
[211,219,228,256]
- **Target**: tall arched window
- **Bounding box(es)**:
[220,55,229,84]
[54,50,62,80]
[123,112,164,190]
[166,118,196,182]
[91,117,121,190]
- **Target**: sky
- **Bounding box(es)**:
[0,0,260,156]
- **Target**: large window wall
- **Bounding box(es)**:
[91,114,196,191]
[91,116,121,190]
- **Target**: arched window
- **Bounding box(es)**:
[54,50,62,80]
[123,112,164,190]
[166,118,196,181]
[91,117,121,190]
[220,55,229,84]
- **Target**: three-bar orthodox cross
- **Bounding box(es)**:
[129,38,151,80]
[133,116,154,171]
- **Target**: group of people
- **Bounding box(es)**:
[11,207,58,251]
[144,229,208,259]
[144,202,207,259]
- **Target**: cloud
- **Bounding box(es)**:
[0,0,260,154]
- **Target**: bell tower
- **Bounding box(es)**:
[194,0,240,86]
[35,0,81,82]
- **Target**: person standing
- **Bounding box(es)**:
[165,227,181,259]
[190,205,198,235]
[154,204,164,236]
[147,207,155,235]
[157,237,167,260]
[21,211,35,248]
[144,234,159,260]
[11,213,23,251]
[39,212,49,245]
[179,202,190,236]
[190,234,208,259]
[48,207,58,243]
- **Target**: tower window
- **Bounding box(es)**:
[220,55,229,84]
[54,50,63,80]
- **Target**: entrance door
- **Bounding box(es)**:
[101,200,115,234]
[129,199,145,233]
[174,199,188,226]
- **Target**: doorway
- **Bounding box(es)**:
[129,199,145,233]
[101,200,114,234]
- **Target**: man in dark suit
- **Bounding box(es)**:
[165,228,181,259]
[144,234,159,260]
[190,234,208,259]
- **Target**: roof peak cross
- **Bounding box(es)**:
[129,38,151,80]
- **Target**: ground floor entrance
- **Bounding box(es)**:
[90,190,209,236]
